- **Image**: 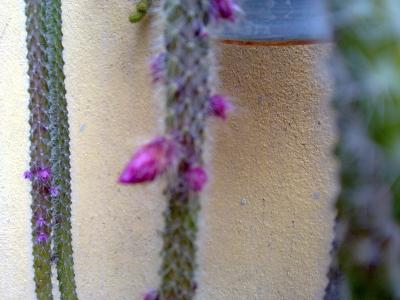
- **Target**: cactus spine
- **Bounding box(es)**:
[159,0,211,298]
[326,0,400,299]
[25,0,54,298]
[45,0,78,299]
[25,0,77,299]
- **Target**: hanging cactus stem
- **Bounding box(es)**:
[122,0,238,298]
[25,0,54,298]
[158,0,211,298]
[25,0,77,299]
[45,0,78,299]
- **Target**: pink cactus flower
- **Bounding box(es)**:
[185,166,208,191]
[150,53,166,83]
[119,137,176,184]
[211,0,240,21]
[209,94,233,120]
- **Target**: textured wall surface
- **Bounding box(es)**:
[199,45,336,300]
[0,1,336,299]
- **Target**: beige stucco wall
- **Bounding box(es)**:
[0,1,336,299]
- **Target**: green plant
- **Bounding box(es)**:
[25,0,77,299]
[45,0,78,298]
[157,1,213,298]
[121,1,237,299]
[25,1,54,297]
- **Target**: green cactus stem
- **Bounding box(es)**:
[25,0,77,299]
[326,0,400,299]
[25,0,54,298]
[125,0,235,298]
[158,0,211,299]
[44,0,78,299]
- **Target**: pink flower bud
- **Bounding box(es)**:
[185,166,208,191]
[119,137,176,184]
[150,53,165,83]
[209,94,233,120]
[211,0,240,21]
[143,290,159,300]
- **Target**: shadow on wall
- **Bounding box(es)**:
[198,44,337,300]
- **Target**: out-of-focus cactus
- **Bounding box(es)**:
[122,0,236,299]
[25,0,54,298]
[325,0,400,299]
[44,0,78,299]
[158,1,212,298]
[25,0,77,299]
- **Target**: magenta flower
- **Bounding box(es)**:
[143,290,159,300]
[185,166,208,191]
[36,232,48,243]
[150,53,166,83]
[23,170,33,180]
[119,137,176,184]
[209,94,233,120]
[211,0,240,21]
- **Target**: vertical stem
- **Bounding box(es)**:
[45,0,78,299]
[159,0,211,299]
[25,0,54,299]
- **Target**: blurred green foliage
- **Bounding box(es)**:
[327,0,400,299]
